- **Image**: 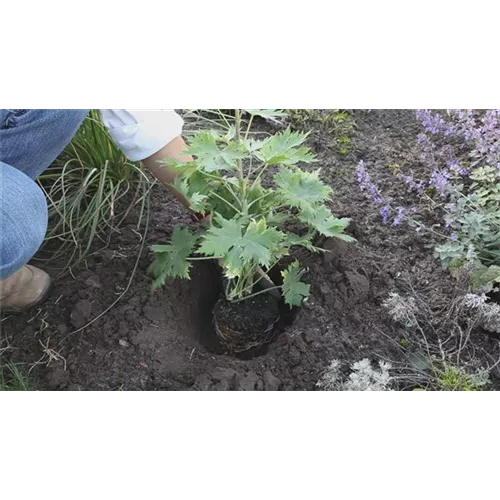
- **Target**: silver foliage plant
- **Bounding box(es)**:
[317,359,393,391]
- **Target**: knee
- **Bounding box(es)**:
[51,109,90,133]
[26,181,49,248]
[0,177,48,278]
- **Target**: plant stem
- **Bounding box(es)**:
[236,263,279,297]
[231,285,282,304]
[234,109,248,215]
[210,191,243,215]
[199,172,242,207]
[217,109,233,130]
[187,256,220,261]
[247,191,274,210]
[245,115,255,140]
[250,162,271,190]
[222,182,243,208]
[227,265,256,301]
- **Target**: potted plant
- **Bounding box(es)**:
[150,109,353,353]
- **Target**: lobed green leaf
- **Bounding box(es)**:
[281,261,311,307]
[150,228,198,285]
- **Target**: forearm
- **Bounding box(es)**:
[142,136,193,209]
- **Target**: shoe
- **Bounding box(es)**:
[0,265,51,313]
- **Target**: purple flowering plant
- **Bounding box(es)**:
[355,109,500,289]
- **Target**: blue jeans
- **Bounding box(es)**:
[0,110,89,279]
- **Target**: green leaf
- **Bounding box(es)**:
[281,261,311,307]
[434,241,466,268]
[247,182,276,215]
[408,350,433,372]
[266,211,290,225]
[198,217,242,258]
[256,128,316,166]
[223,249,245,280]
[186,131,221,157]
[275,167,331,210]
[186,131,246,172]
[471,265,500,289]
[240,219,283,267]
[284,231,316,249]
[189,192,209,213]
[223,176,240,187]
[449,258,465,278]
[281,148,316,166]
[225,126,236,142]
[300,206,356,243]
[198,217,284,277]
[300,207,354,240]
[243,109,287,120]
[160,159,198,178]
[242,138,267,152]
[172,176,190,199]
[150,228,198,284]
[172,177,209,214]
[219,141,247,166]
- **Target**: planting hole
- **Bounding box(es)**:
[184,261,299,359]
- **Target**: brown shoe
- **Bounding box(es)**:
[0,265,51,313]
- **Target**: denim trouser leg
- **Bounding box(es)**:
[0,109,90,279]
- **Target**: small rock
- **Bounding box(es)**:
[59,286,73,297]
[76,299,92,316]
[193,373,213,391]
[125,311,138,322]
[84,276,101,288]
[117,321,129,334]
[211,368,238,383]
[210,368,238,391]
[303,329,320,344]
[237,372,262,391]
[143,305,163,322]
[46,367,69,389]
[104,336,115,347]
[118,339,130,348]
[57,324,68,335]
[288,346,301,367]
[70,300,93,329]
[263,371,281,391]
[292,365,305,376]
[346,271,370,303]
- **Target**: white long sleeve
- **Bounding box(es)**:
[99,109,184,162]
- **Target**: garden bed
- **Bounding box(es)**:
[2,110,499,390]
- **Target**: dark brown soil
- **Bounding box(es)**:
[2,110,499,391]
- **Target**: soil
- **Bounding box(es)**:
[2,110,499,391]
